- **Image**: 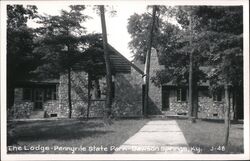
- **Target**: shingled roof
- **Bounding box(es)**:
[72,44,144,75]
[107,44,144,75]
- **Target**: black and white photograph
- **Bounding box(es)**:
[1,0,249,160]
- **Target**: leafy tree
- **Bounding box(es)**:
[175,6,202,120]
[133,6,242,145]
[128,6,206,118]
[7,5,38,109]
[73,33,107,119]
[155,6,243,145]
[128,6,243,129]
[194,6,243,145]
[7,5,38,145]
[34,5,88,118]
[175,6,243,144]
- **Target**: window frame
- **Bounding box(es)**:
[44,86,57,101]
[177,88,187,102]
[22,88,32,101]
[213,91,222,102]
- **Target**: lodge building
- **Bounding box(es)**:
[9,45,243,120]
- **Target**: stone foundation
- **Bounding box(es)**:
[167,89,234,119]
[43,100,60,117]
[198,96,234,119]
[10,101,34,119]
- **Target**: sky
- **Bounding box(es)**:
[27,5,148,60]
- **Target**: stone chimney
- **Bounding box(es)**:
[148,48,164,114]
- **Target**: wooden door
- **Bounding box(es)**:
[162,88,169,111]
[34,88,44,110]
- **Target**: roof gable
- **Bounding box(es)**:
[72,44,144,75]
[107,44,144,75]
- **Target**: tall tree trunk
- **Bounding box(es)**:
[66,39,72,119]
[193,80,198,119]
[233,87,238,121]
[100,5,112,121]
[87,72,92,120]
[188,11,194,121]
[192,62,199,119]
[224,84,230,146]
[143,6,157,117]
[68,67,72,118]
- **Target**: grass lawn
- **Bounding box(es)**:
[176,119,244,154]
[7,118,148,154]
[7,118,244,154]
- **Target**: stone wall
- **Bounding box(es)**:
[148,49,164,115]
[10,101,34,119]
[58,71,89,118]
[169,90,189,114]
[43,100,60,117]
[131,49,166,115]
[11,65,235,120]
[113,71,143,117]
[58,69,144,118]
[198,91,234,119]
[8,88,33,119]
[12,68,143,119]
[167,89,234,119]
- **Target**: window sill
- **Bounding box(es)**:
[177,101,188,103]
[213,101,223,103]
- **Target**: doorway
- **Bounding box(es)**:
[34,88,44,110]
[162,87,169,111]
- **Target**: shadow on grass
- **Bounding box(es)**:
[8,118,149,154]
[10,120,111,142]
[176,119,244,154]
[200,118,244,124]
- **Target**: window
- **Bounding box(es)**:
[213,91,222,102]
[44,87,57,101]
[23,88,32,100]
[52,87,57,100]
[44,89,52,100]
[177,88,187,102]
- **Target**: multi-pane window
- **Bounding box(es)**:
[44,89,52,100]
[213,91,222,102]
[53,86,58,100]
[44,87,57,101]
[177,88,187,102]
[22,86,57,101]
[22,88,32,100]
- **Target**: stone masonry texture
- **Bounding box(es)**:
[11,49,235,119]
